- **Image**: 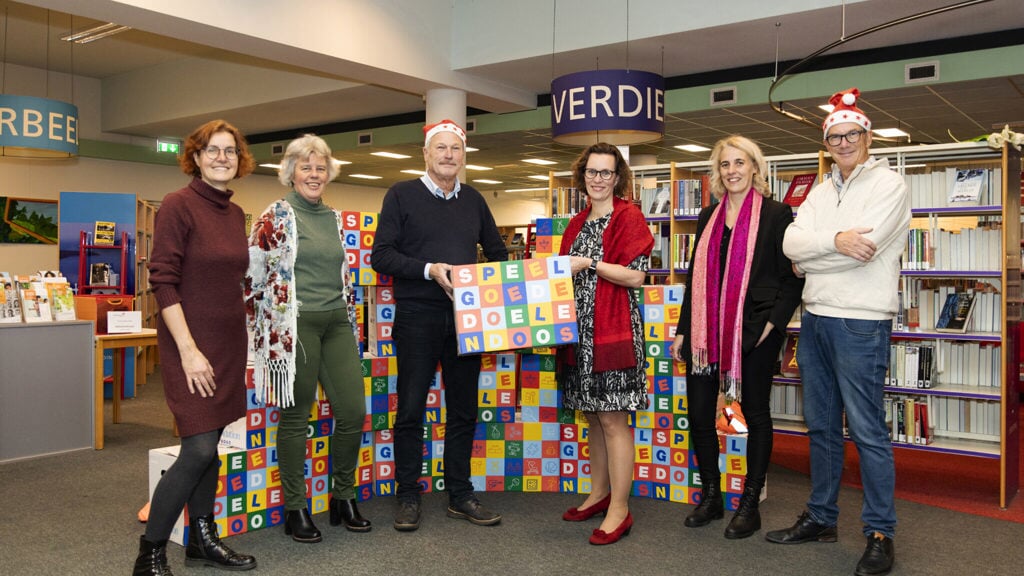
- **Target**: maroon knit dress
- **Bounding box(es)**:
[149,177,248,437]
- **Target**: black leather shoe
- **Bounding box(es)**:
[447,497,502,526]
[765,511,838,544]
[684,483,724,527]
[283,509,322,543]
[185,514,258,570]
[724,486,761,539]
[133,536,173,576]
[855,532,895,576]
[394,500,421,532]
[330,498,372,532]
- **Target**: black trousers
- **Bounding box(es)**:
[392,301,481,504]
[686,329,784,493]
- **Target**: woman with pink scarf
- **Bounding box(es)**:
[669,135,803,540]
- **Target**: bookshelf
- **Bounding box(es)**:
[496,224,529,262]
[772,141,1021,508]
[135,200,158,382]
[548,142,1021,507]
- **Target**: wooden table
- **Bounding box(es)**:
[93,328,158,449]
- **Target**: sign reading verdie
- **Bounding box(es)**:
[452,256,578,355]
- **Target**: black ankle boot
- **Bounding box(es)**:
[330,498,372,532]
[133,536,173,576]
[724,484,762,539]
[284,508,322,543]
[684,482,724,527]
[184,514,257,570]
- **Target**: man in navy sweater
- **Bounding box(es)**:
[371,119,508,532]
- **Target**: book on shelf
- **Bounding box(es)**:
[645,184,672,216]
[17,278,53,323]
[0,272,22,323]
[46,280,77,321]
[782,173,817,207]
[948,168,986,205]
[90,263,112,286]
[94,221,116,245]
[780,335,799,377]
[935,291,976,333]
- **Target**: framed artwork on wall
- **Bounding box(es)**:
[0,197,58,244]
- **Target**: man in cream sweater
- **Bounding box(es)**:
[767,88,910,576]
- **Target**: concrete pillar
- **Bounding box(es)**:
[424,89,468,182]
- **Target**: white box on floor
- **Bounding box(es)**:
[147,445,187,546]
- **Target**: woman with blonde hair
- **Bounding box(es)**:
[670,135,803,539]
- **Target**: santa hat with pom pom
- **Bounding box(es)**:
[822,88,871,137]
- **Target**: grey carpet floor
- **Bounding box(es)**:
[1,371,1021,576]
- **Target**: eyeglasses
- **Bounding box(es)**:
[825,129,866,147]
[584,168,616,180]
[202,146,238,160]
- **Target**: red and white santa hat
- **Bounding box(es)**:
[822,88,871,137]
[423,119,466,146]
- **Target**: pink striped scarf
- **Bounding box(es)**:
[689,190,762,402]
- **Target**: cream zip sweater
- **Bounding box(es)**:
[783,156,911,320]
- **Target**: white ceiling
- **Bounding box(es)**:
[2,0,1023,195]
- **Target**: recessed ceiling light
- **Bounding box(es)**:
[674,144,711,152]
[465,146,479,152]
[874,128,909,138]
[819,104,835,113]
[349,174,382,180]
[523,158,557,166]
[332,158,352,166]
[473,179,502,185]
[506,187,548,193]
[371,151,412,159]
[528,175,551,181]
[465,164,492,171]
[401,169,426,176]
[259,163,281,169]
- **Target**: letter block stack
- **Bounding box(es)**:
[148,368,376,545]
[342,211,390,286]
[148,220,754,545]
[531,217,571,258]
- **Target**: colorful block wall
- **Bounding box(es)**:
[342,211,390,286]
[532,217,571,258]
[149,251,753,545]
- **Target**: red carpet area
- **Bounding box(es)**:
[771,419,1024,523]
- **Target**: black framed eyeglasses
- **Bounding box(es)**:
[825,129,867,147]
[584,168,616,180]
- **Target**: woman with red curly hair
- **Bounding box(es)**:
[134,119,257,575]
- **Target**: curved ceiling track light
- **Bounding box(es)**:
[768,0,993,139]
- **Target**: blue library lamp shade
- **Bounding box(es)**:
[550,69,665,146]
[0,95,79,158]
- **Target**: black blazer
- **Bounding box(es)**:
[678,195,804,356]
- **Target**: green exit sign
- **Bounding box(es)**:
[157,139,180,154]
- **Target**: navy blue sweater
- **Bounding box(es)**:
[371,179,508,306]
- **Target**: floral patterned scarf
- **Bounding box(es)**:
[244,198,356,407]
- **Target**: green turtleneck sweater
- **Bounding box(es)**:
[288,190,346,313]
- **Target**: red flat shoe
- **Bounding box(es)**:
[562,493,612,522]
[589,513,633,545]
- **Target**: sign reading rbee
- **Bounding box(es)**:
[0,95,79,155]
[452,256,578,355]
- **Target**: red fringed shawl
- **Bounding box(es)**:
[560,196,654,372]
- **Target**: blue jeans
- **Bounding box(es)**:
[798,311,896,538]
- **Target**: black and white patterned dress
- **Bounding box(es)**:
[562,213,650,412]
